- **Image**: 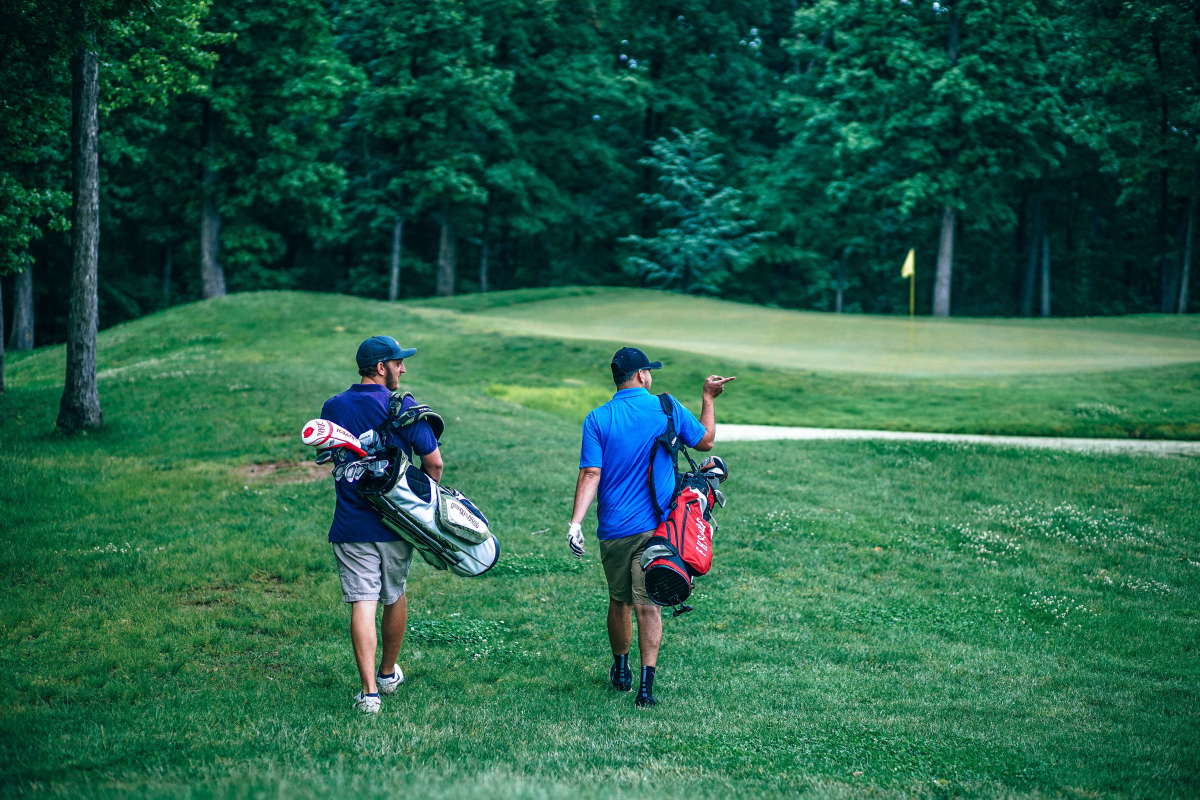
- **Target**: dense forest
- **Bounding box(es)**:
[3,0,1199,354]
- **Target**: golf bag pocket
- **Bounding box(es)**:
[437,486,490,544]
[358,450,499,578]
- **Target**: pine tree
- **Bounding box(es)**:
[623,128,765,293]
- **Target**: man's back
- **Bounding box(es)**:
[581,387,704,539]
[321,385,438,543]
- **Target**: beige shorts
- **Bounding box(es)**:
[599,531,654,606]
[331,540,413,605]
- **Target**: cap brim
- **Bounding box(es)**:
[647,361,663,370]
[397,347,417,359]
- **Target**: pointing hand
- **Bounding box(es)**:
[703,375,736,399]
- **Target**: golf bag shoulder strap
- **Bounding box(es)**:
[647,393,698,523]
[388,391,445,442]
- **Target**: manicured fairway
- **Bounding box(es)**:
[424,287,1200,375]
[1,292,1198,799]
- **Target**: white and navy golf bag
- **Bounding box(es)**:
[316,392,499,578]
[358,450,499,577]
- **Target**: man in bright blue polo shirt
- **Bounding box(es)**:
[321,335,442,714]
[567,346,734,708]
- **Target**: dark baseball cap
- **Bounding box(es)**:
[611,346,662,380]
[356,335,416,369]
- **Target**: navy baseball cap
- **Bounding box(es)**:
[356,335,416,369]
[611,346,662,381]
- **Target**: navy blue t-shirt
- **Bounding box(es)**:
[580,388,705,540]
[321,383,439,543]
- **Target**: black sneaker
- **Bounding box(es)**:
[635,693,658,708]
[610,661,633,692]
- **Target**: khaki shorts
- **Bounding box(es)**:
[331,540,413,605]
[599,531,654,606]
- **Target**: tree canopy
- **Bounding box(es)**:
[3,0,1198,347]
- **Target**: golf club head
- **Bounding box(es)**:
[700,455,729,483]
[301,418,368,458]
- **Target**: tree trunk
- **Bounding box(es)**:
[479,216,490,294]
[162,242,172,309]
[1040,229,1051,317]
[1021,197,1042,316]
[500,225,512,291]
[1180,171,1195,314]
[0,274,6,392]
[1158,167,1172,313]
[200,99,226,298]
[9,264,34,350]
[435,205,456,297]
[932,205,955,317]
[388,213,403,301]
[834,255,843,313]
[57,37,103,433]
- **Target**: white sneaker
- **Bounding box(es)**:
[377,666,405,695]
[352,691,381,714]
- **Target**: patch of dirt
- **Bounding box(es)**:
[240,460,329,483]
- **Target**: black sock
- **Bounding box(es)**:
[378,671,395,679]
[638,665,656,699]
[614,653,629,674]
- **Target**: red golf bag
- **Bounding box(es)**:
[639,394,727,615]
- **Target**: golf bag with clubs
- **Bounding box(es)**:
[639,393,729,615]
[301,393,499,577]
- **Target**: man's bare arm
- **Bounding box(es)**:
[571,467,601,524]
[694,375,736,452]
[420,447,443,482]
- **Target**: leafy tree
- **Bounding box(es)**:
[777,0,1066,316]
[336,0,511,298]
[1063,0,1200,313]
[623,128,765,293]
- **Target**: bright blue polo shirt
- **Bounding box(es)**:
[321,384,439,543]
[580,387,705,540]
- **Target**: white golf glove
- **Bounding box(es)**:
[567,523,585,559]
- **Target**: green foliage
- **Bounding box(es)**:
[1,292,1198,797]
[623,129,766,293]
[6,0,1200,342]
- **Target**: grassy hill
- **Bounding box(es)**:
[419,286,1200,375]
[1,291,1198,798]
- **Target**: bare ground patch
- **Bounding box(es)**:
[239,460,329,483]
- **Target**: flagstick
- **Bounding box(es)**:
[908,270,915,352]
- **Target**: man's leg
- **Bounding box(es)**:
[379,593,407,676]
[629,532,662,707]
[634,603,662,667]
[607,599,633,656]
[350,600,379,695]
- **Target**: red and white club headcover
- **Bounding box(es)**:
[301,419,367,457]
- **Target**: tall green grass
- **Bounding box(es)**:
[1,292,1197,799]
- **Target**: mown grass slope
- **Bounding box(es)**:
[419,287,1200,374]
[413,288,1200,439]
[1,291,1198,799]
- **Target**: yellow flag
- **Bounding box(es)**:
[901,249,915,278]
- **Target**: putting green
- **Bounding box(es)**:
[445,288,1200,375]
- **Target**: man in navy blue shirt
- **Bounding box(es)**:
[568,346,734,707]
[321,335,442,713]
